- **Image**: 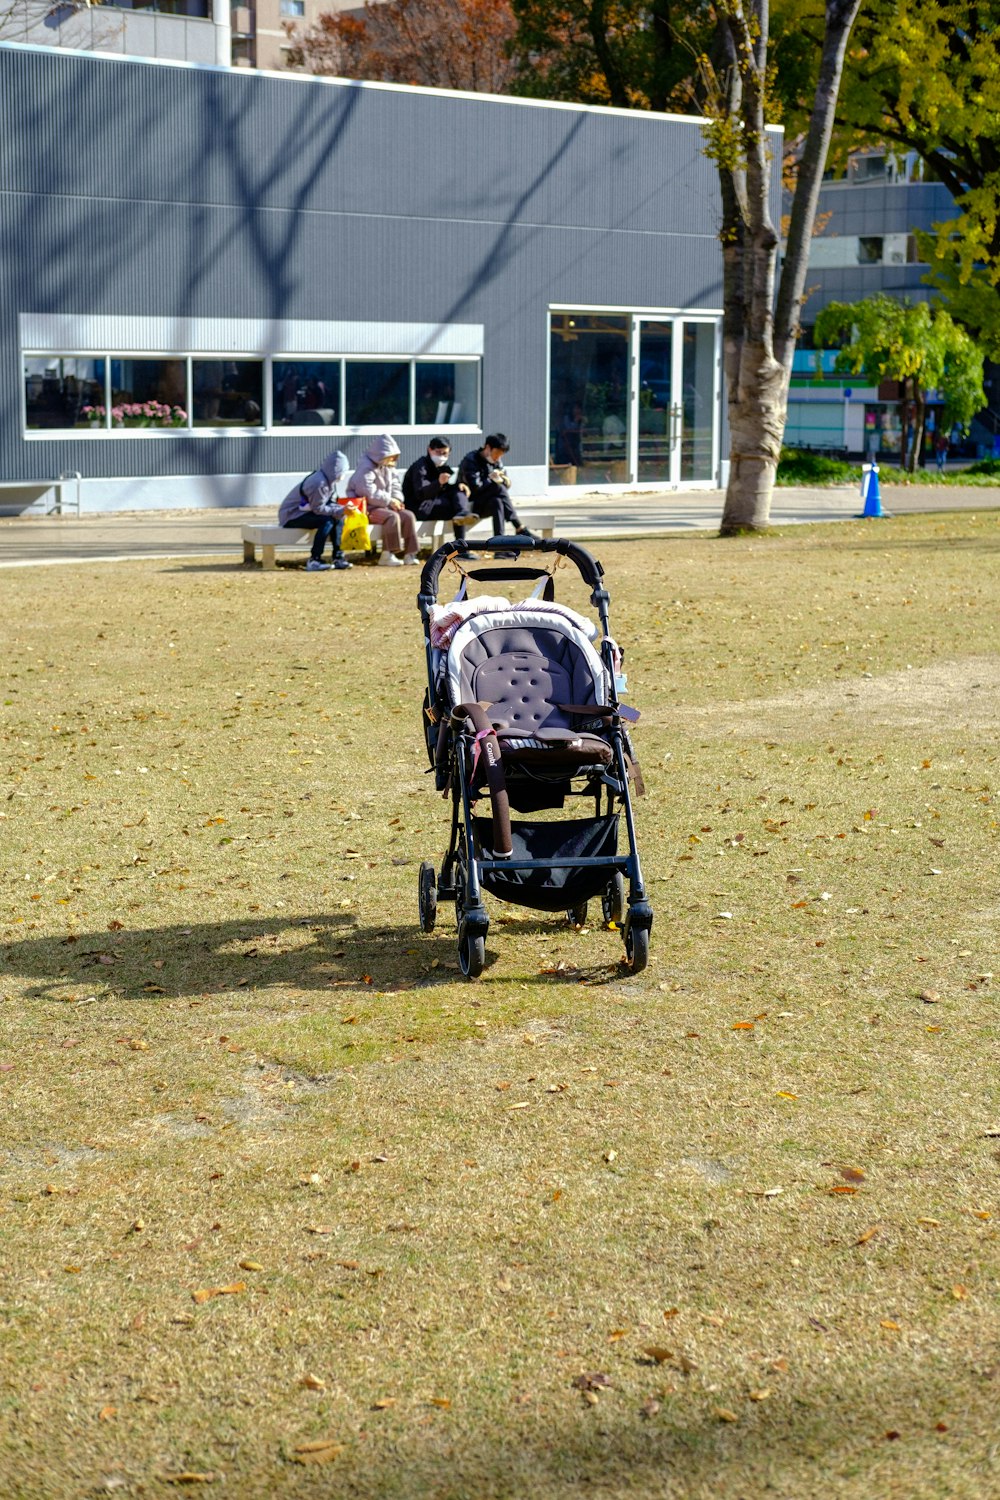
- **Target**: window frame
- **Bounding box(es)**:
[23,350,483,438]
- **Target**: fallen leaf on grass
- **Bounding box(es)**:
[643,1346,673,1364]
[830,1185,858,1196]
[952,1284,969,1300]
[191,1282,245,1305]
[238,1259,264,1272]
[299,1374,326,1391]
[855,1225,880,1245]
[429,1398,451,1410]
[98,1406,117,1421]
[162,1475,217,1485]
[372,1398,396,1410]
[747,1186,783,1198]
[304,1225,334,1236]
[715,1407,739,1423]
[775,1091,798,1100]
[639,1397,660,1419]
[292,1441,344,1465]
[880,1319,901,1331]
[572,1372,611,1392]
[839,1166,866,1183]
[748,1389,771,1402]
[732,1021,755,1031]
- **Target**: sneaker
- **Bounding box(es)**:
[378,552,404,567]
[402,553,421,565]
[306,558,332,571]
[452,513,481,527]
[333,557,353,570]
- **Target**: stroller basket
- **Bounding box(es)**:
[472,814,620,911]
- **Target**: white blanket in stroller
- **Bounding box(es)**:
[429,595,599,650]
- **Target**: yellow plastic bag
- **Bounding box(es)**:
[341,508,371,554]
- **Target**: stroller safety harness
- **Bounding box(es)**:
[416,535,653,978]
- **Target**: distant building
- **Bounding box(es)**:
[0,0,230,66]
[786,150,999,461]
[233,0,362,73]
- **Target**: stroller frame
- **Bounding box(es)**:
[416,535,653,978]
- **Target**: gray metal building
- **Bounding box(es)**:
[1,43,740,515]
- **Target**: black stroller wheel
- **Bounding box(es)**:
[625,921,649,974]
[458,930,486,978]
[566,901,588,927]
[418,861,437,933]
[602,873,625,927]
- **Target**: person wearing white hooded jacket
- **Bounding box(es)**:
[278,449,354,571]
[346,433,420,567]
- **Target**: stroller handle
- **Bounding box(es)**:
[417,535,604,610]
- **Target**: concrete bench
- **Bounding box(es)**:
[241,513,556,569]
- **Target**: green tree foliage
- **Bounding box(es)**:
[815,295,985,470]
[832,0,1000,357]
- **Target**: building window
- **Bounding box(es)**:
[345,360,410,426]
[857,236,883,264]
[414,361,479,426]
[192,360,263,426]
[24,349,482,435]
[273,360,341,425]
[111,358,188,422]
[110,0,210,14]
[279,0,304,13]
[24,357,107,430]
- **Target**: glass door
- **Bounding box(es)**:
[636,320,678,484]
[680,321,717,481]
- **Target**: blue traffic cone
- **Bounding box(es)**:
[859,461,883,518]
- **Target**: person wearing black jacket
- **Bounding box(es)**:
[402,438,479,538]
[458,433,534,538]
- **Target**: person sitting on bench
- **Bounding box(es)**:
[402,438,479,539]
[458,433,534,538]
[278,449,354,572]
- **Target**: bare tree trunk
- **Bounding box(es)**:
[898,379,910,471]
[718,0,862,534]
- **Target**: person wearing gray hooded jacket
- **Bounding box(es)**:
[346,433,420,567]
[278,450,355,571]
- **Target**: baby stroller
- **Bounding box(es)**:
[416,535,653,978]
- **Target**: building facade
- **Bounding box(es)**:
[1,44,756,515]
[785,151,998,461]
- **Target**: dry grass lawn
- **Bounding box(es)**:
[1,513,998,1499]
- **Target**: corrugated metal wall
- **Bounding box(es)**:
[1,44,734,483]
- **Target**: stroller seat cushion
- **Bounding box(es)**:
[446,615,607,717]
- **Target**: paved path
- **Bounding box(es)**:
[0,484,995,567]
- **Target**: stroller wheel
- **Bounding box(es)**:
[566,901,588,927]
[418,861,437,933]
[625,920,649,974]
[602,873,625,927]
[458,931,486,979]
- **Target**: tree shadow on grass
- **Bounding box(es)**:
[0,910,629,1006]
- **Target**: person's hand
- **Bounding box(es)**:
[389,499,403,511]
[459,483,471,496]
[344,500,357,512]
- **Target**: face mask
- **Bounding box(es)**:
[431,453,450,467]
